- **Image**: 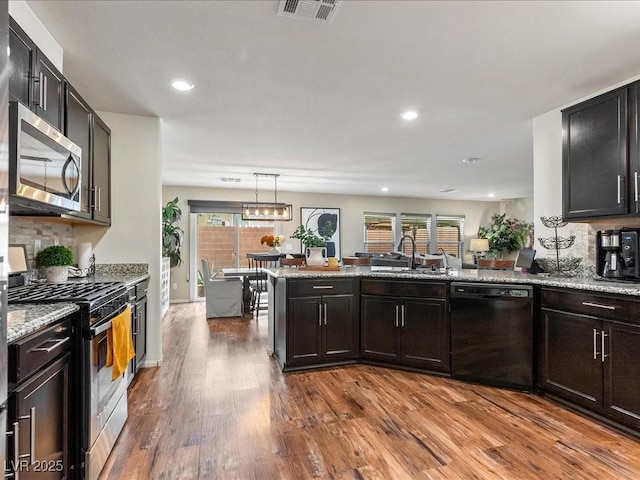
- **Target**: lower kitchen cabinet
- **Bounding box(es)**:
[7,315,73,480]
[361,279,449,372]
[129,277,149,378]
[539,288,640,430]
[277,277,359,370]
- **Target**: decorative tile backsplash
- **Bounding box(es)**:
[9,218,74,262]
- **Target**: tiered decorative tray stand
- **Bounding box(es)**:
[537,216,582,276]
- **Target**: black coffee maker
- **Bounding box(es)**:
[596,230,623,279]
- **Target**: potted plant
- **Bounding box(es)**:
[162,197,184,268]
[477,213,534,268]
[290,224,332,266]
[35,245,74,283]
[260,234,285,254]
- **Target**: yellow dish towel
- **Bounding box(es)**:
[106,306,135,381]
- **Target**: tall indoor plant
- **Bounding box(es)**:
[162,197,184,268]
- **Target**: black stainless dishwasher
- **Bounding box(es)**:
[450,282,533,391]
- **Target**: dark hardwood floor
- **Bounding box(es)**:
[99,302,640,479]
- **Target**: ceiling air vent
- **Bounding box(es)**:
[221,177,241,183]
[277,0,341,23]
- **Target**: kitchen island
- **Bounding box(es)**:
[266,266,640,435]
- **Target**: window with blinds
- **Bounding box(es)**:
[363,213,396,254]
[436,215,464,258]
[400,214,431,255]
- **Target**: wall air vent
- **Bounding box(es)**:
[277,0,341,23]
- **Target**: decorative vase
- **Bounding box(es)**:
[268,246,280,255]
[305,247,327,267]
[44,266,69,283]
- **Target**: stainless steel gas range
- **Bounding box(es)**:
[8,281,129,480]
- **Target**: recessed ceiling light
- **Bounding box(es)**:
[401,110,419,121]
[488,193,496,198]
[171,79,195,91]
[462,157,481,164]
[381,187,389,193]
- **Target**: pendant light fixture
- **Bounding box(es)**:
[241,173,293,221]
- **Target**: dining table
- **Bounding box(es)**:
[221,267,260,312]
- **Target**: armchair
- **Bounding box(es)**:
[201,259,243,318]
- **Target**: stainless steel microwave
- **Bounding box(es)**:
[9,101,82,214]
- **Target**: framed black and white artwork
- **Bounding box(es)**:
[300,207,341,258]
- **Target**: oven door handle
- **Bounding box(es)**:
[91,319,112,337]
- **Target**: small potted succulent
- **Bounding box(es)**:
[35,245,74,283]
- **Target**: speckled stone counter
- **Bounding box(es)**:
[67,263,150,287]
[265,266,640,297]
[7,303,79,343]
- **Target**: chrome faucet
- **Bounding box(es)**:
[437,247,449,270]
[398,235,416,269]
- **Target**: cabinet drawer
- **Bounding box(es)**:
[361,279,446,299]
[540,288,640,323]
[288,278,356,297]
[135,277,150,300]
[9,318,73,384]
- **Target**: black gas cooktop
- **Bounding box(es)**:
[7,281,126,311]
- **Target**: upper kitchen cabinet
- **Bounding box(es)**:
[563,82,640,220]
[64,85,111,226]
[8,17,64,131]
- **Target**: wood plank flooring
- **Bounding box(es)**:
[99,302,640,479]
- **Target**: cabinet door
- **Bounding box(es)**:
[92,115,111,224]
[630,82,640,214]
[134,297,148,372]
[538,308,602,408]
[34,52,64,131]
[563,86,628,219]
[361,295,399,362]
[603,321,640,428]
[65,83,93,219]
[322,294,356,360]
[8,355,69,480]
[287,297,321,364]
[401,299,449,371]
[8,18,35,107]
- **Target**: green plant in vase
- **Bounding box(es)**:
[36,245,74,283]
[478,213,534,259]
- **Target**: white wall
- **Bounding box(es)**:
[75,112,163,367]
[532,73,640,268]
[9,1,63,71]
[163,185,510,301]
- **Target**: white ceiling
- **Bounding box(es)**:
[25,0,640,201]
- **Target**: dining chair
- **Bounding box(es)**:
[201,259,243,318]
[247,253,282,313]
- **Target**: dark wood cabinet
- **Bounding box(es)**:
[9,18,35,107]
[361,279,449,372]
[64,92,112,226]
[281,278,359,370]
[128,278,149,378]
[91,114,111,225]
[562,81,640,220]
[9,17,64,131]
[539,288,640,430]
[64,83,93,220]
[7,317,73,480]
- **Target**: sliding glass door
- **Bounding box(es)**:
[191,212,276,300]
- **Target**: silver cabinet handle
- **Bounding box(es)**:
[38,71,44,110]
[593,328,599,360]
[635,171,638,203]
[30,336,70,353]
[401,304,405,328]
[312,285,333,289]
[17,407,35,466]
[97,187,102,212]
[7,421,20,480]
[582,301,616,311]
[618,175,622,204]
[318,303,322,326]
[601,331,608,363]
[395,304,399,328]
[42,74,47,111]
[323,303,327,326]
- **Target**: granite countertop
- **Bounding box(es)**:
[7,303,80,343]
[265,266,640,297]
